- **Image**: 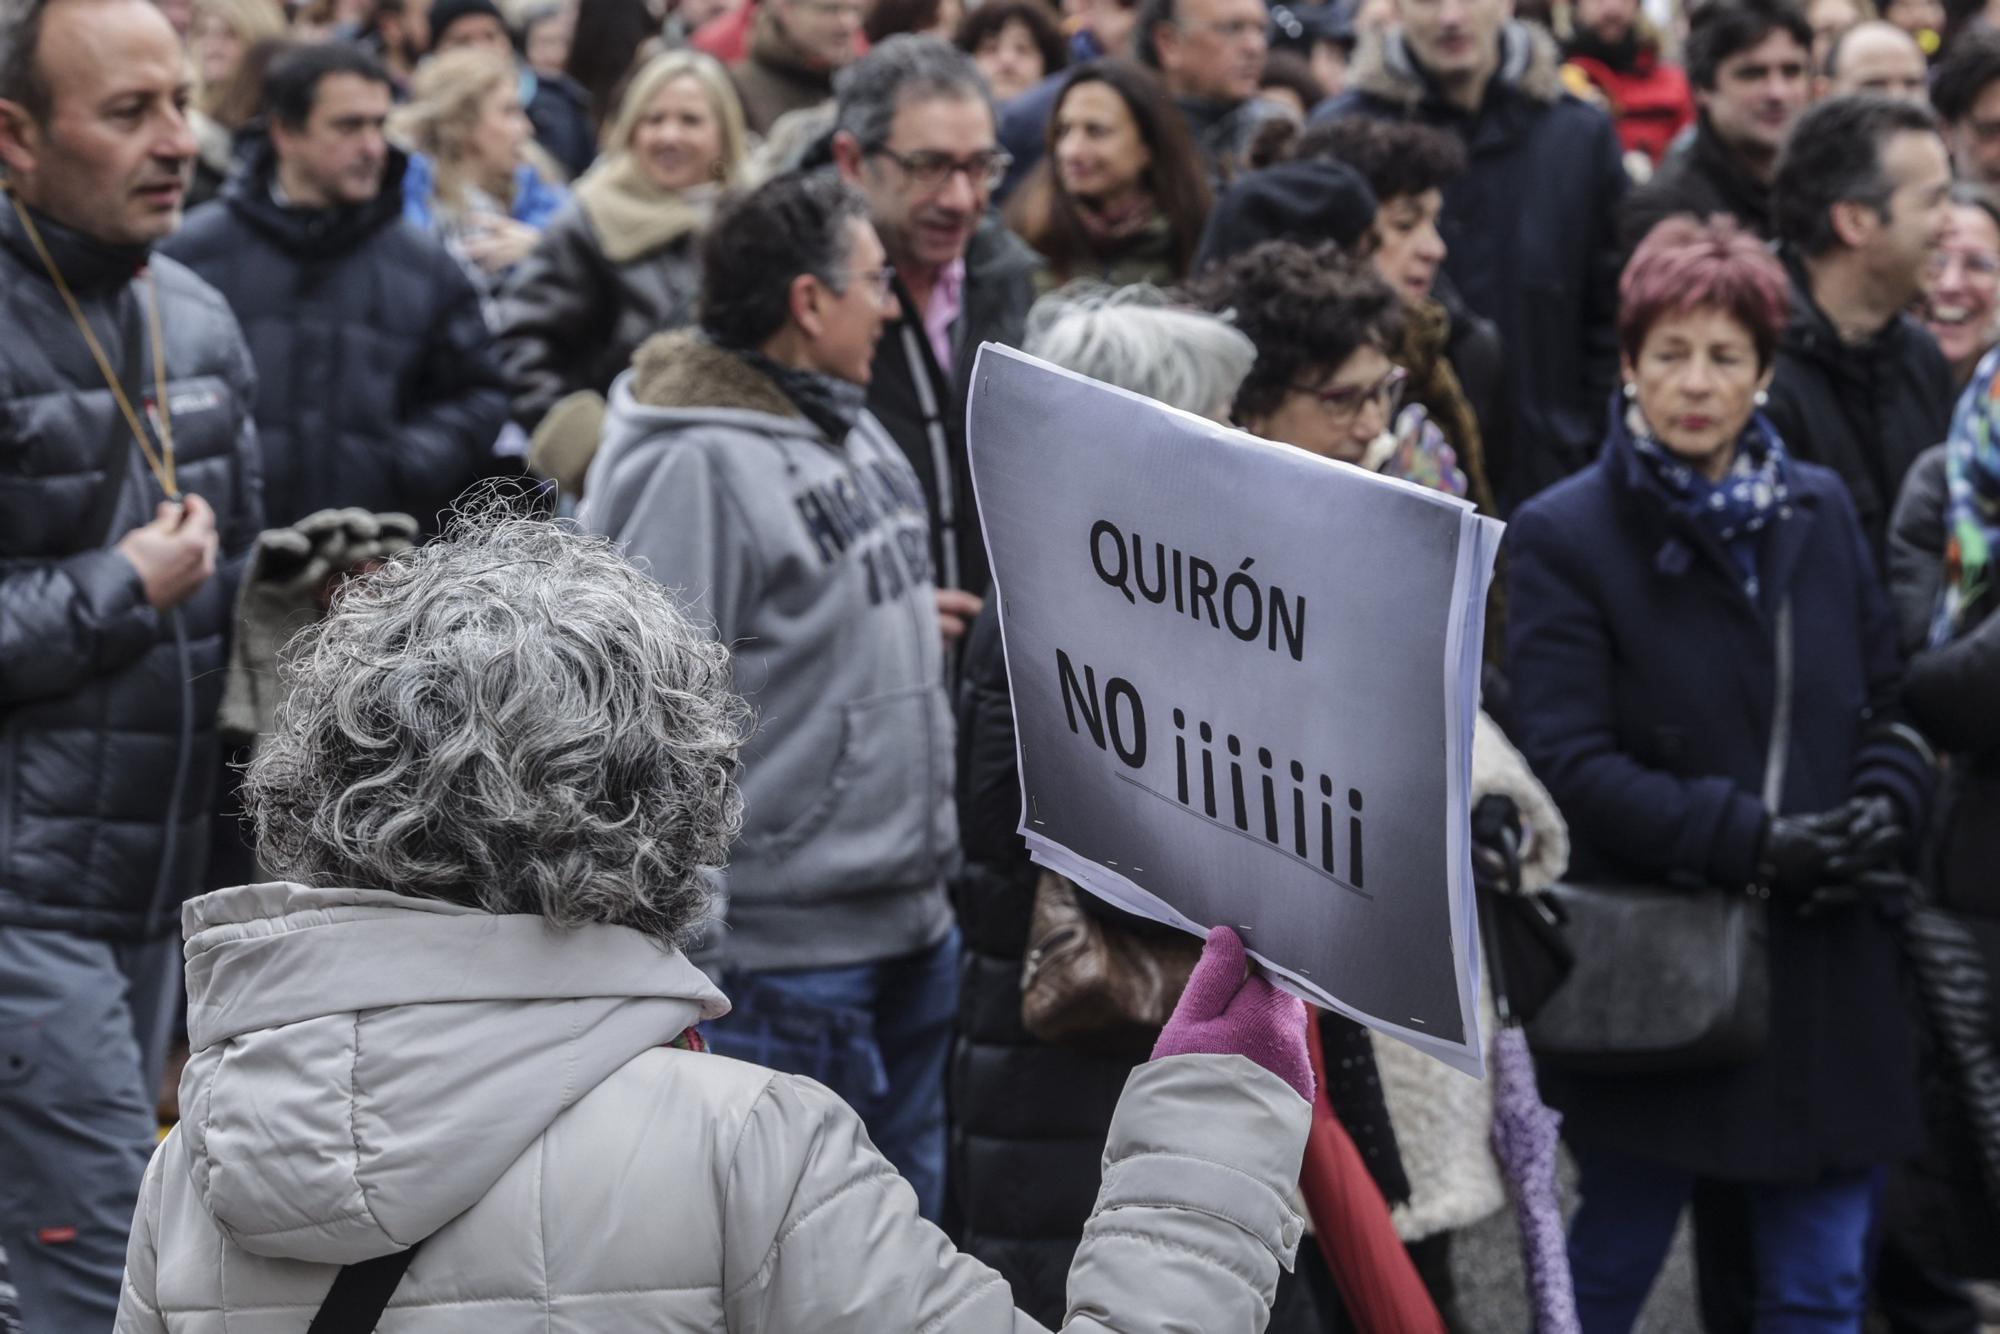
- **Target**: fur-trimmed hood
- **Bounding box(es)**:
[627,329,807,420]
[1348,20,1566,112]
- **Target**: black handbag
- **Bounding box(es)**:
[1525,599,1792,1074]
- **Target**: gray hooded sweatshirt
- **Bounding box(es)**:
[580,332,956,971]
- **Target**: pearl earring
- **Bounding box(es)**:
[1622,382,1637,399]
[1754,390,1769,407]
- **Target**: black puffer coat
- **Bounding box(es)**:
[161,142,510,532]
[1763,253,1953,574]
[1884,444,2000,1276]
[0,202,262,940]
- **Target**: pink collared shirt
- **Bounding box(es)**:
[922,257,967,377]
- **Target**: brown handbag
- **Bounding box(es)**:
[1020,870,1201,1048]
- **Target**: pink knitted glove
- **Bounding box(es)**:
[1151,926,1313,1102]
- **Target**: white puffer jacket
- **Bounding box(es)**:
[116,883,1310,1332]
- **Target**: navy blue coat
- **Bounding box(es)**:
[1314,24,1627,508]
[1505,410,1930,1180]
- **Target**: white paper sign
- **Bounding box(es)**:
[966,345,1503,1075]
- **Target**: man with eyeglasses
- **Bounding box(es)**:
[831,35,1039,624]
[581,170,965,1225]
[1934,28,2000,187]
[729,0,864,135]
[1312,0,1629,509]
[1134,0,1289,182]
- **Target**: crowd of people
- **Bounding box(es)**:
[0,0,1998,1324]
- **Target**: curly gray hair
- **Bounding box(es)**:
[1025,282,1257,420]
[242,515,747,949]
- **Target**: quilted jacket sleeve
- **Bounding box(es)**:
[0,547,158,704]
[391,249,511,512]
[113,1143,168,1334]
[720,1054,1307,1334]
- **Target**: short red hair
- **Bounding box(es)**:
[1617,215,1790,371]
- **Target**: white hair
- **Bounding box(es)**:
[1024,282,1257,419]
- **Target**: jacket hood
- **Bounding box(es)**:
[175,882,728,1264]
[222,136,409,257]
[627,329,808,419]
[1350,20,1564,111]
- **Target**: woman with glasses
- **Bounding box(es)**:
[1004,60,1214,292]
[1921,183,2000,391]
[1191,240,1467,493]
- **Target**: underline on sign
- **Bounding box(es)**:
[1112,772,1373,901]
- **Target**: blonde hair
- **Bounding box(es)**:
[603,51,749,187]
[391,48,527,216]
[191,0,286,114]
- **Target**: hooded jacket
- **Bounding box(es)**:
[115,882,1312,1332]
[581,333,956,972]
[0,198,263,940]
[1313,21,1628,508]
[1762,250,1953,573]
[161,141,511,533]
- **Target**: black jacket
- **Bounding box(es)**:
[493,199,703,432]
[1507,410,1931,1180]
[867,217,1039,594]
[526,71,596,181]
[1884,444,2000,1275]
[0,202,263,939]
[161,142,511,532]
[1762,253,1953,574]
[1314,22,1628,508]
[1617,114,1773,258]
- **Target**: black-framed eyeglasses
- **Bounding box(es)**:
[869,146,1013,193]
[1291,366,1408,423]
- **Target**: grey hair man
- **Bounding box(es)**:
[581,171,964,1223]
[831,35,1039,612]
[1818,19,1928,102]
[0,0,263,1324]
[1135,0,1287,181]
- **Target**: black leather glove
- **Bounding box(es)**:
[1471,794,1521,897]
[1756,813,1849,902]
[1825,794,1906,867]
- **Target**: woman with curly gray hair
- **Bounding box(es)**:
[113,514,1318,1333]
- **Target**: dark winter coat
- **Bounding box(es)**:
[1762,252,1953,574]
[1506,408,1931,1181]
[1313,22,1628,507]
[1885,442,2000,1275]
[525,70,597,181]
[493,194,705,433]
[868,216,1039,594]
[162,142,510,532]
[0,202,263,940]
[1617,113,1774,258]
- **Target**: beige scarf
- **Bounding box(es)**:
[572,152,718,266]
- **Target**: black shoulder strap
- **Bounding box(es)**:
[306,1245,421,1334]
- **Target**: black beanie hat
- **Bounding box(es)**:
[428,0,509,50]
[1192,158,1379,275]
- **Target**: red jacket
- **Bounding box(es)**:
[1565,46,1693,167]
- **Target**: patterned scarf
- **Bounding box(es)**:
[1932,348,2000,646]
[737,348,870,445]
[1629,405,1793,600]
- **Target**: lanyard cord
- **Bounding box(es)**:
[4,187,178,500]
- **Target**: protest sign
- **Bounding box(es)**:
[966,345,1503,1074]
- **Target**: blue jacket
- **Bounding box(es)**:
[1505,407,1930,1179]
[400,153,569,234]
[1314,23,1627,508]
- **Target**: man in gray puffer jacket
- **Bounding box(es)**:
[581,170,964,1222]
[0,0,262,1326]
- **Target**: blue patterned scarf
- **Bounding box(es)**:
[1629,406,1794,600]
[1932,348,2000,646]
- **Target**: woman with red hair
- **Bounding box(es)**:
[1504,215,1935,1332]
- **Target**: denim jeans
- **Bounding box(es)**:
[1568,1141,1878,1334]
[704,927,961,1222]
